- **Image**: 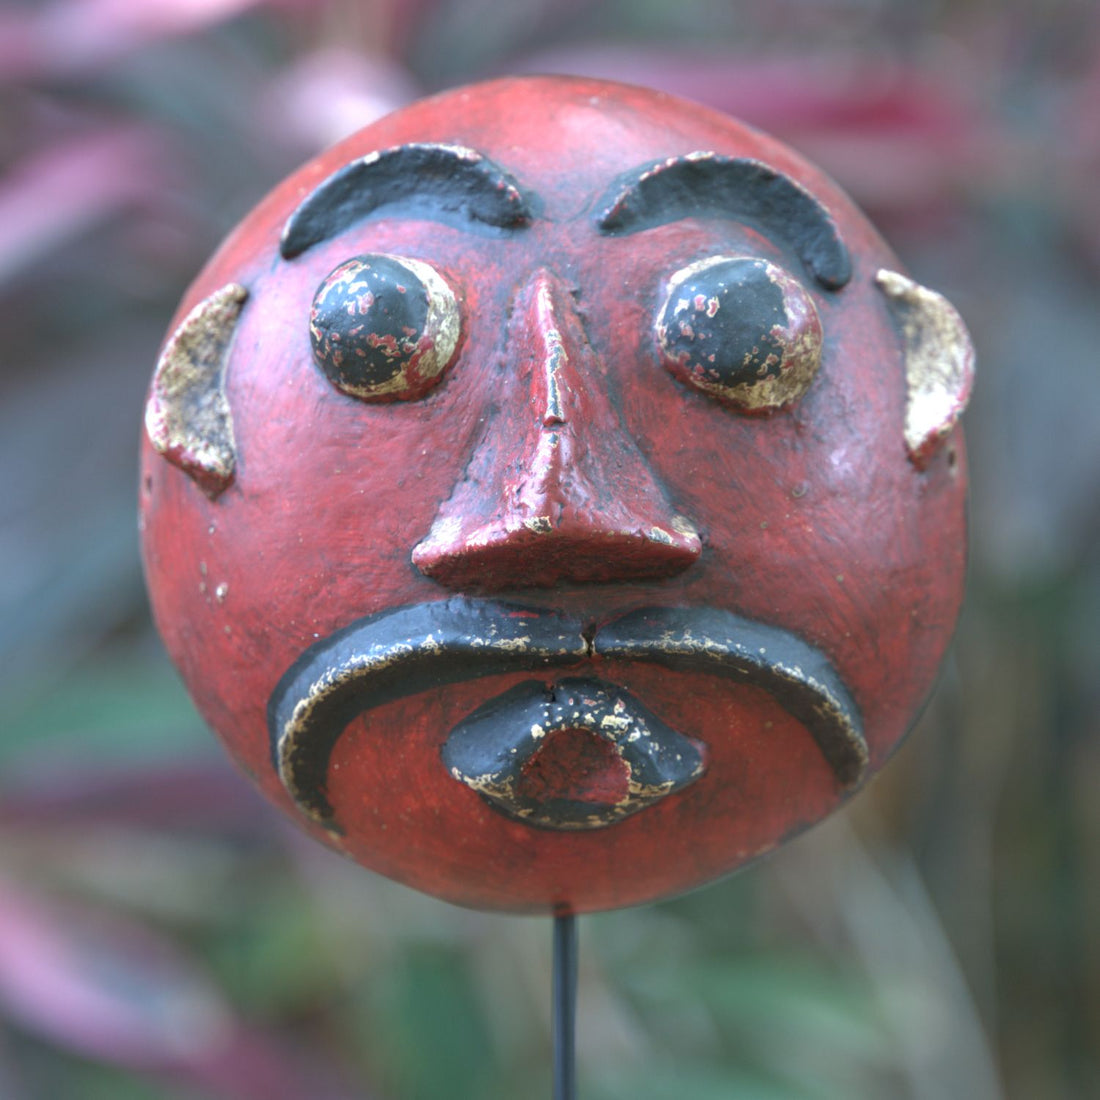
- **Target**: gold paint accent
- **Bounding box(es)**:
[145,283,247,497]
[451,703,705,831]
[658,255,822,410]
[524,516,553,535]
[773,664,870,780]
[533,280,567,427]
[671,514,699,538]
[875,269,975,465]
[276,629,590,830]
[328,254,460,399]
[614,628,867,787]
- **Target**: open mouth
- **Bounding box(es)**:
[268,598,867,834]
[442,677,706,829]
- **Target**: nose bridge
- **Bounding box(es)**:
[530,272,568,429]
[519,269,598,501]
[411,268,701,591]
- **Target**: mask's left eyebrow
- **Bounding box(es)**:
[280,143,535,259]
[595,152,851,290]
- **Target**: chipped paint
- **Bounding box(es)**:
[269,600,589,829]
[535,283,568,426]
[596,153,852,289]
[594,606,867,788]
[671,514,699,538]
[411,268,702,586]
[657,256,822,411]
[270,598,865,834]
[310,254,460,401]
[876,269,975,466]
[443,678,705,829]
[145,283,247,498]
[280,143,533,259]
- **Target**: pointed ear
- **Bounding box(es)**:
[144,284,248,498]
[876,270,975,467]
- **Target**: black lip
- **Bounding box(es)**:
[267,597,867,833]
[442,678,706,830]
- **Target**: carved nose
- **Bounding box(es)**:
[412,269,701,590]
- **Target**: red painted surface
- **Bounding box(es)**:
[518,729,632,808]
[140,76,968,913]
[412,268,703,588]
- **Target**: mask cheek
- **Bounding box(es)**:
[876,269,976,467]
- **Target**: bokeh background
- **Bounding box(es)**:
[1,0,1098,1097]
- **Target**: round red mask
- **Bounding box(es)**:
[140,76,973,913]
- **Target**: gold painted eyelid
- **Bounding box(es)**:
[309,252,462,402]
[655,254,823,412]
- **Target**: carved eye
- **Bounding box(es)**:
[656,255,822,411]
[310,254,460,401]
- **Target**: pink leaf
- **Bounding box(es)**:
[0,759,274,835]
[0,882,233,1068]
[0,127,171,287]
[0,0,276,79]
[508,47,997,216]
[0,881,366,1097]
[261,48,421,154]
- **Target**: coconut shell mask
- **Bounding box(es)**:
[141,76,973,914]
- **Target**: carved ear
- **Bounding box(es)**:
[876,270,975,467]
[144,284,247,498]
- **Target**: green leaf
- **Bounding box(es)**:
[365,945,496,1100]
[1,651,210,767]
[590,1064,825,1100]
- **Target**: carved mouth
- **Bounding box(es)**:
[442,678,706,829]
[267,598,867,834]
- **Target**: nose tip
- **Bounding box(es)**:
[412,269,701,591]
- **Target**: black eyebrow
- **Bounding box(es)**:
[280,143,535,259]
[595,153,852,290]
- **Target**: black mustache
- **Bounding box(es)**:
[268,598,867,832]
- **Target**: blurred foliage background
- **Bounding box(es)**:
[1,0,1098,1097]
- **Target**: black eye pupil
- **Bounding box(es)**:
[311,256,429,391]
[659,258,788,389]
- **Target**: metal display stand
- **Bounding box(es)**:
[553,914,578,1100]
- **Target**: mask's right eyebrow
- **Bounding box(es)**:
[595,152,852,291]
[280,143,536,260]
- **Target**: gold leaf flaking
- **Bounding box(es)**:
[145,283,248,497]
[275,629,591,826]
[876,269,975,465]
[330,255,460,399]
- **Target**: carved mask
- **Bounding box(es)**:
[141,76,973,913]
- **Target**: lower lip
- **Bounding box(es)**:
[441,677,707,830]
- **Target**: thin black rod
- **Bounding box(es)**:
[553,913,578,1100]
